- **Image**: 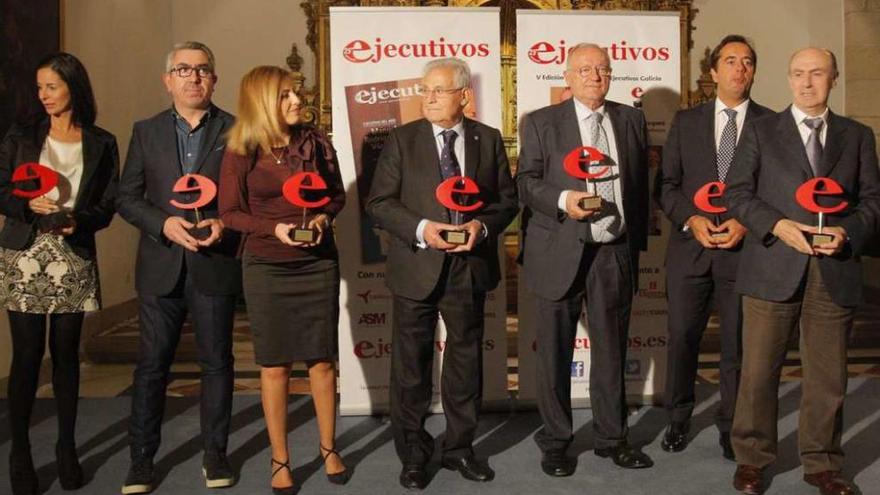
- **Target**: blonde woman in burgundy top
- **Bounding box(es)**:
[218,66,347,494]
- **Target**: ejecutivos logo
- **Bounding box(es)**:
[527,40,671,65]
[343,37,491,64]
[353,83,421,105]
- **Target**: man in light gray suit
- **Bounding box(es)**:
[725,47,880,495]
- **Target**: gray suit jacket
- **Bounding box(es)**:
[366,117,518,301]
[517,98,649,301]
[725,107,880,307]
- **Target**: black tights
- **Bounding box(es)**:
[6,311,84,453]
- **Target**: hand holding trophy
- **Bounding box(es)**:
[795,177,848,247]
[282,171,331,244]
[563,145,608,213]
[12,162,75,234]
[169,173,217,241]
[435,176,484,245]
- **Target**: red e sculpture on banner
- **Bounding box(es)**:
[563,146,607,210]
[435,176,484,245]
[795,177,848,246]
[282,171,331,243]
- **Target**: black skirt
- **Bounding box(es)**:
[242,254,340,365]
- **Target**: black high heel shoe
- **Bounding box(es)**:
[56,443,85,490]
[270,458,296,495]
[319,444,351,485]
[9,449,38,495]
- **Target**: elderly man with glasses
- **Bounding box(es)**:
[367,57,518,490]
[517,42,653,477]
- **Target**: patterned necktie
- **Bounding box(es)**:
[588,112,613,202]
[804,117,824,176]
[716,108,738,182]
[587,112,617,232]
[439,129,463,223]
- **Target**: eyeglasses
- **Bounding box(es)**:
[169,65,213,78]
[416,85,463,99]
[570,65,613,78]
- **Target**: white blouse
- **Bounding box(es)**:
[39,135,83,209]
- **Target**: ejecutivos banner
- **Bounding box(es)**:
[516,10,679,406]
[330,7,505,415]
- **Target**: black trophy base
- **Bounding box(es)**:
[38,211,75,233]
[810,233,834,246]
[441,230,469,245]
[187,226,212,241]
[292,227,318,243]
[578,196,602,210]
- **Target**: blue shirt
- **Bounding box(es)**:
[171,105,216,174]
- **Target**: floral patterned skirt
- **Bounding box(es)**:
[0,233,100,313]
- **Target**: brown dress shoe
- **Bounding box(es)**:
[733,465,764,494]
[803,471,856,495]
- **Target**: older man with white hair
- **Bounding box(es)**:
[367,57,518,490]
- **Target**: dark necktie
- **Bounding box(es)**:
[804,117,824,176]
[716,108,738,182]
[439,129,462,223]
[439,129,461,179]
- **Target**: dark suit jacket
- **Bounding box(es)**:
[366,117,518,301]
[660,100,774,275]
[116,107,241,296]
[0,119,119,259]
[725,107,880,307]
[517,98,648,301]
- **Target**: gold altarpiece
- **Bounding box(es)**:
[289,0,711,160]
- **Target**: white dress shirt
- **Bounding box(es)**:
[714,97,750,148]
[791,104,829,147]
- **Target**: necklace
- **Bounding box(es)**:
[268,147,285,165]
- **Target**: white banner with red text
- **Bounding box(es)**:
[330,7,506,415]
[516,10,680,406]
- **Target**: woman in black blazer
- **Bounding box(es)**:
[0,52,118,495]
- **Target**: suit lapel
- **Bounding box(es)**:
[606,102,628,181]
[558,100,584,190]
[74,128,100,211]
[779,107,814,178]
[160,111,182,178]
[818,111,846,178]
[191,112,225,174]
[463,118,481,180]
[699,102,718,182]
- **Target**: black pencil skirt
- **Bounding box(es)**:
[242,254,340,366]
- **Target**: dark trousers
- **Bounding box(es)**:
[128,268,236,460]
[664,250,741,432]
[6,311,83,451]
[390,256,485,465]
[533,241,635,452]
[732,258,852,473]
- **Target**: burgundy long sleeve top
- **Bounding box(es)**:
[219,125,345,261]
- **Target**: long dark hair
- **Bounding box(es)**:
[36,52,97,127]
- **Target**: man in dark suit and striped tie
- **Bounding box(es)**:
[658,35,773,460]
[726,47,880,495]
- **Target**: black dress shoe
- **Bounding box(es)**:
[660,422,689,453]
[594,443,654,469]
[441,455,494,482]
[399,463,428,490]
[56,443,85,490]
[540,449,576,477]
[9,449,38,495]
[719,432,736,461]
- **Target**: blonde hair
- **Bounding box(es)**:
[226,65,295,155]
